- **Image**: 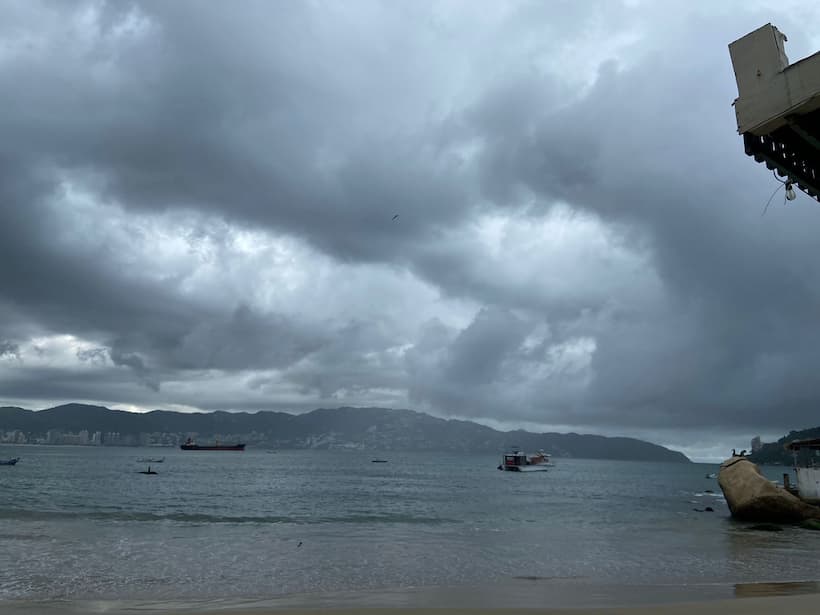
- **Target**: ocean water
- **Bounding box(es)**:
[1,445,819,608]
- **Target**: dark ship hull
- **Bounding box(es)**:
[180,443,245,451]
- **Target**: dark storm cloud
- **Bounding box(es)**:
[406,307,532,411]
[168,305,328,371]
[454,13,820,431]
[108,345,158,391]
[0,0,475,263]
[280,316,410,401]
[0,0,477,397]
[0,364,148,402]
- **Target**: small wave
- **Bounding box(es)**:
[0,532,52,541]
[318,513,455,525]
[0,508,454,526]
[512,575,587,582]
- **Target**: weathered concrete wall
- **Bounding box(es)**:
[729,24,820,135]
[718,456,820,523]
[795,466,820,504]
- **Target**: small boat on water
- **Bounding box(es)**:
[0,457,20,466]
[498,448,553,472]
[371,459,388,463]
[180,438,245,451]
[137,457,165,463]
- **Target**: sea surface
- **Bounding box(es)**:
[1,445,819,609]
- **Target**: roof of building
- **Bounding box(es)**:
[729,24,820,202]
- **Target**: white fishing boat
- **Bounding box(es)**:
[498,448,553,472]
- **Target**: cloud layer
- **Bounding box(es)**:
[2,1,820,458]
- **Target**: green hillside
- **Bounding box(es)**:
[749,426,820,466]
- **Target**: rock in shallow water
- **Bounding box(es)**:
[717,456,820,523]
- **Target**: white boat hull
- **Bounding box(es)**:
[503,464,550,472]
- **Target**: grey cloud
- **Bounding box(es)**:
[458,14,820,431]
[0,1,476,266]
[0,341,20,361]
[442,307,530,385]
[171,305,328,371]
[2,1,820,454]
[77,347,108,365]
[282,318,407,399]
[407,309,554,420]
[0,364,154,404]
[109,345,159,392]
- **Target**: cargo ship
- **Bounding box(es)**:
[180,438,245,451]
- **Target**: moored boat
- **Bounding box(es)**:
[0,457,20,466]
[180,438,245,451]
[498,448,553,472]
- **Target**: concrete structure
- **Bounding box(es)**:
[729,24,820,201]
[794,467,820,504]
[787,438,820,504]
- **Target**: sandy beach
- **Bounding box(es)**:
[228,595,819,615]
[3,594,819,615]
[3,581,818,615]
[243,595,819,615]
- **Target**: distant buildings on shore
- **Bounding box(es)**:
[0,429,250,447]
[2,428,117,445]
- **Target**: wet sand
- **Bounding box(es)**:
[3,581,818,615]
[240,595,817,614]
[227,595,818,614]
[3,595,819,615]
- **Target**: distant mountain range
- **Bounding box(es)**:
[0,403,690,462]
[749,425,820,465]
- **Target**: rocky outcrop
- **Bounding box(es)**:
[718,456,820,523]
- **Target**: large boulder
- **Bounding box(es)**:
[718,456,820,523]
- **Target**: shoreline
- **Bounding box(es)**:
[3,579,819,614]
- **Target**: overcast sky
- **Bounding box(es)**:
[2,1,820,461]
